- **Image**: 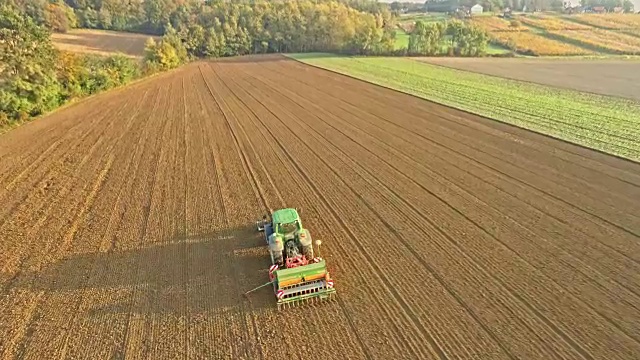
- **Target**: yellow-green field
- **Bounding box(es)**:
[397,13,640,56]
[52,29,160,58]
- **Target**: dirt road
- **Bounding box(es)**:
[1,55,639,359]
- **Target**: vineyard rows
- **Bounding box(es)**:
[0,56,639,359]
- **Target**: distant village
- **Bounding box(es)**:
[391,0,639,16]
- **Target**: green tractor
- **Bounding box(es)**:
[248,208,336,308]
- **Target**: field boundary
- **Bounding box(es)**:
[0,64,188,136]
[286,54,639,165]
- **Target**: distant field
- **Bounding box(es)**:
[394,28,410,49]
[421,57,640,101]
[469,14,640,56]
[290,53,640,160]
[52,29,159,58]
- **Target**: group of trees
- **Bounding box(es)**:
[141,0,489,70]
[407,19,488,56]
[142,0,399,70]
[1,4,141,124]
[580,0,635,12]
[9,0,77,32]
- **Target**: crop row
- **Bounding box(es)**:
[470,16,528,32]
[572,14,640,30]
[519,15,592,30]
[551,29,640,54]
[491,31,593,55]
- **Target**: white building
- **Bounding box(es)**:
[471,3,483,14]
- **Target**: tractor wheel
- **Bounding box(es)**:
[302,245,314,261]
[273,252,283,267]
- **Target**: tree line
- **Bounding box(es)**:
[141,0,489,70]
[1,0,491,124]
[0,4,142,126]
[143,0,404,70]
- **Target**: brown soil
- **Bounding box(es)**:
[419,57,640,101]
[1,54,639,360]
[51,29,159,58]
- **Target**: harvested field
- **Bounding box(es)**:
[52,29,159,58]
[420,57,640,101]
[1,54,640,359]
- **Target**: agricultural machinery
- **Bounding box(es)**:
[245,208,336,308]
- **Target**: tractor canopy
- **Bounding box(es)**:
[271,208,302,235]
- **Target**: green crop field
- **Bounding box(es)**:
[394,29,410,50]
[288,54,640,161]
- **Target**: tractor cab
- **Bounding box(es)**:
[271,208,302,233]
[258,208,302,238]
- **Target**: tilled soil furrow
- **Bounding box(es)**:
[2,56,640,360]
[228,64,586,360]
[0,87,154,359]
[279,59,640,185]
[0,93,123,183]
[229,60,640,359]
[184,69,220,358]
[59,85,165,359]
[0,93,142,275]
[189,73,244,358]
[258,62,640,266]
[144,74,189,360]
[236,67,595,360]
[213,62,510,360]
[205,63,420,359]
[260,61,640,234]
[121,79,176,360]
[202,63,402,359]
[204,63,376,360]
[190,65,259,359]
[179,76,190,360]
[248,65,640,314]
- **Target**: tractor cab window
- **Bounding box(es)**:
[279,221,299,234]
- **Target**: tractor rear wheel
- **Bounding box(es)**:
[302,245,314,261]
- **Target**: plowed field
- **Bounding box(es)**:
[1,55,640,360]
[52,29,158,58]
[420,57,640,101]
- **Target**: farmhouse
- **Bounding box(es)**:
[471,3,483,14]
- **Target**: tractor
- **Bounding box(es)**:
[246,208,336,308]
